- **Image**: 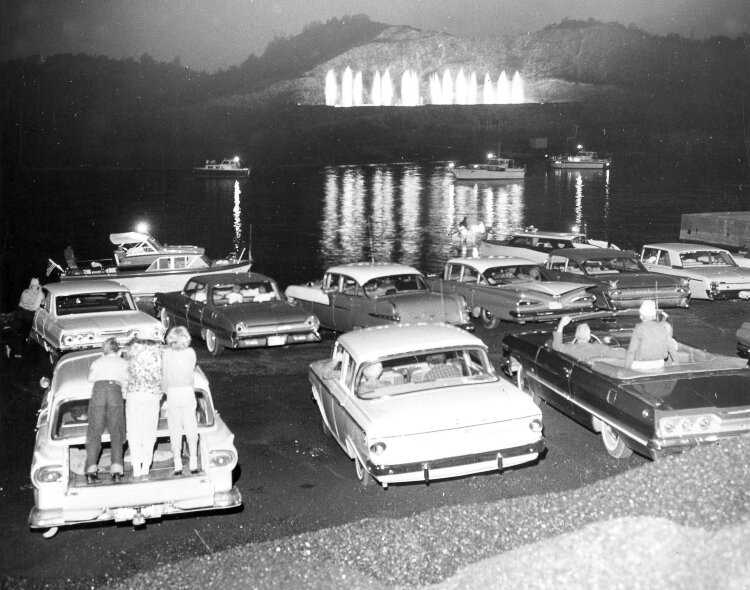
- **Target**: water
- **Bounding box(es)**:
[2,160,748,310]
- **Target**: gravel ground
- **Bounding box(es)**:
[113,435,750,590]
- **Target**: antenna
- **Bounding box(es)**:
[368,217,374,263]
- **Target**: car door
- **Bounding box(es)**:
[170,280,199,329]
[330,353,361,450]
[33,291,54,344]
[313,273,340,329]
[330,275,358,331]
[530,340,578,416]
[186,280,209,336]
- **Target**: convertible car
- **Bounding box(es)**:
[544,248,691,309]
[426,256,597,328]
[309,323,544,487]
[154,272,321,356]
[30,280,165,365]
[503,311,750,459]
[639,242,750,300]
[285,262,473,332]
[29,350,241,537]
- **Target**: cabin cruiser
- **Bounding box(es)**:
[193,157,250,177]
[450,155,526,181]
[549,151,611,170]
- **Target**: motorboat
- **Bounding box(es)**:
[193,157,250,178]
[450,155,526,181]
[549,151,611,170]
[54,232,252,301]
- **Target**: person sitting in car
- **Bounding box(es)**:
[552,316,627,362]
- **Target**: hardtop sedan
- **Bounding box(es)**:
[544,248,691,309]
[30,280,165,364]
[308,323,544,487]
[154,272,320,356]
[480,229,617,264]
[503,311,750,459]
[426,256,597,328]
[29,350,241,537]
[285,262,473,332]
[639,242,750,300]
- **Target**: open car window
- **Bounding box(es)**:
[52,390,215,440]
[355,347,496,399]
[363,274,428,297]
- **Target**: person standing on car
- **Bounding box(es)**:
[85,338,128,484]
[125,336,164,479]
[625,300,677,371]
[11,277,45,357]
[162,326,199,476]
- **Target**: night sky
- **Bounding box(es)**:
[1,0,749,72]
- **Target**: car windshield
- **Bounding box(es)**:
[355,347,496,399]
[582,256,643,275]
[55,291,136,315]
[363,274,428,298]
[485,264,541,285]
[679,250,734,267]
[211,280,278,305]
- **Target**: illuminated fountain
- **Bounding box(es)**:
[341,67,353,107]
[325,69,337,106]
[353,70,363,106]
[381,69,394,106]
[482,73,493,104]
[496,71,510,104]
[510,70,524,104]
[371,70,382,106]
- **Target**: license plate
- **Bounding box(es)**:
[267,335,286,346]
[549,302,563,309]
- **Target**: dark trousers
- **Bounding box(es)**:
[12,308,34,354]
[85,381,126,474]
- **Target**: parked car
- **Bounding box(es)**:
[29,350,241,537]
[425,256,597,328]
[639,243,750,300]
[308,323,545,487]
[30,280,165,364]
[480,229,618,264]
[736,321,750,357]
[285,262,473,332]
[154,272,320,356]
[503,310,750,459]
[543,248,691,309]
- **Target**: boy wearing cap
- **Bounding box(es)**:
[625,300,677,371]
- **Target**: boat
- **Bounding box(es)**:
[193,157,250,178]
[549,151,611,170]
[450,155,526,181]
[54,232,252,302]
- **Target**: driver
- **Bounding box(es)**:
[552,315,627,361]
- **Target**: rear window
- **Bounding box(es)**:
[56,291,135,315]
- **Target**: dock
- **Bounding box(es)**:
[680,211,750,250]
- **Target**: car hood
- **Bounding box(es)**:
[497,281,594,297]
[386,291,462,322]
[626,373,750,411]
[214,301,313,324]
[55,312,158,330]
[360,380,540,436]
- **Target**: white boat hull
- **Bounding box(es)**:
[550,160,610,169]
[451,169,525,181]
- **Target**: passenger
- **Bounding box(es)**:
[84,338,128,484]
[527,266,542,281]
[124,337,164,479]
[422,353,462,381]
[194,285,207,303]
[11,277,45,357]
[64,244,78,270]
[162,326,199,476]
[358,362,390,394]
[225,284,244,304]
[624,300,678,371]
[552,315,627,361]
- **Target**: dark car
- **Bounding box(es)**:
[503,311,750,459]
[736,321,750,357]
[154,272,320,356]
[543,248,691,309]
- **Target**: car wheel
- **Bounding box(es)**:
[159,308,171,330]
[354,454,374,487]
[515,364,541,405]
[480,308,500,329]
[42,527,59,539]
[205,329,224,356]
[601,422,633,459]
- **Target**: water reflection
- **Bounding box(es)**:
[232,180,243,258]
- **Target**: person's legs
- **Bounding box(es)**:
[85,388,106,474]
[140,395,162,475]
[182,405,199,471]
[125,393,144,477]
[105,387,126,475]
[167,398,185,472]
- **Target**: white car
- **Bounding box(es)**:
[308,323,544,488]
[30,280,165,363]
[640,243,750,300]
[29,350,241,537]
[480,229,618,264]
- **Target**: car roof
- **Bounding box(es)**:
[48,349,209,402]
[336,323,485,365]
[510,231,584,240]
[44,280,131,295]
[550,248,637,261]
[186,271,273,287]
[446,256,537,271]
[325,262,422,283]
[643,243,729,253]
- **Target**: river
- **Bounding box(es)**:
[2,159,748,309]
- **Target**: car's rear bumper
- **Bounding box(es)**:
[647,432,750,459]
[366,439,545,484]
[509,307,594,323]
[231,330,320,348]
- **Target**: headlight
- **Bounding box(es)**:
[209,450,236,468]
[709,281,719,293]
[529,418,543,432]
[608,280,619,289]
[306,315,320,330]
[369,441,387,455]
[236,322,246,333]
[34,465,63,485]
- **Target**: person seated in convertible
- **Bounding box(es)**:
[552,315,627,362]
